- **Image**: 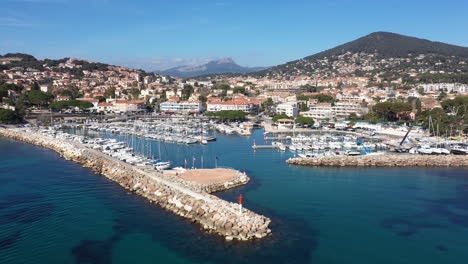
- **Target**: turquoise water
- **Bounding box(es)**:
[1,129,468,264]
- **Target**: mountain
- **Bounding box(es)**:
[157,58,268,78]
[250,32,468,78]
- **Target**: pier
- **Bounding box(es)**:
[286,155,468,167]
[0,127,272,241]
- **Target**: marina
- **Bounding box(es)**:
[0,126,272,241]
[1,127,468,264]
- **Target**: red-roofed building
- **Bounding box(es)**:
[97,102,114,113]
[56,95,71,101]
[113,100,146,113]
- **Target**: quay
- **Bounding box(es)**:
[252,144,290,149]
[286,155,468,167]
[0,127,271,241]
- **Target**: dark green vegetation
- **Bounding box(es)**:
[49,100,94,111]
[272,114,292,122]
[0,82,24,99]
[27,90,54,106]
[297,93,334,103]
[361,97,468,135]
[295,116,315,126]
[417,96,468,135]
[305,32,468,60]
[0,109,20,123]
[206,110,247,121]
[370,101,413,122]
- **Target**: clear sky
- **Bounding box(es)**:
[1,0,467,71]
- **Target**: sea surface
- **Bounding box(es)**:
[1,129,468,264]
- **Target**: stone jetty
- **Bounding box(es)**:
[0,127,271,241]
[286,154,468,167]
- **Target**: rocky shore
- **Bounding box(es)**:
[0,127,271,241]
[286,154,468,167]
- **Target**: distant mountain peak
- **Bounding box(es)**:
[213,57,235,64]
[156,58,267,78]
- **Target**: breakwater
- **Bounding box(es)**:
[286,154,468,167]
[0,127,271,241]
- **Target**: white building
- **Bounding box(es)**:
[160,101,180,112]
[160,100,203,113]
[275,102,298,117]
[302,101,367,120]
[302,103,335,120]
[207,100,259,112]
[420,83,468,93]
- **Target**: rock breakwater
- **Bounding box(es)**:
[0,128,271,241]
[287,154,468,167]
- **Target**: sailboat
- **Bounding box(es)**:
[150,140,171,170]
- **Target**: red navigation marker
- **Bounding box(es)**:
[238,194,243,205]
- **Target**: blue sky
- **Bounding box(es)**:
[1,0,467,70]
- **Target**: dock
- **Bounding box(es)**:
[252,144,290,149]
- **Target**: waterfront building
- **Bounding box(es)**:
[113,100,146,113]
[160,100,203,113]
[207,100,260,112]
[275,102,299,117]
[302,101,367,120]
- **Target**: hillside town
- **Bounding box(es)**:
[1,54,468,137]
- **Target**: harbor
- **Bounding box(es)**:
[0,126,271,241]
[1,126,468,264]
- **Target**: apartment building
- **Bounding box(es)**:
[275,102,298,117]
[207,100,259,112]
[302,101,367,120]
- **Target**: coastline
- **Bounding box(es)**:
[0,127,272,241]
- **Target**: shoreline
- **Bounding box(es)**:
[0,127,272,241]
[286,155,468,167]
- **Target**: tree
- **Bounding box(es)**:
[233,87,247,95]
[263,98,274,108]
[198,95,207,109]
[295,116,314,126]
[58,86,81,99]
[272,114,291,122]
[311,94,334,103]
[438,91,447,101]
[31,82,40,91]
[104,87,116,99]
[372,101,412,121]
[130,88,140,100]
[0,109,19,123]
[95,96,106,103]
[206,110,247,121]
[49,100,93,112]
[28,90,54,106]
[182,84,194,100]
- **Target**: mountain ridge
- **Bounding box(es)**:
[156,58,268,78]
[248,31,468,78]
